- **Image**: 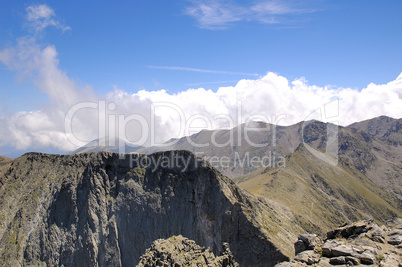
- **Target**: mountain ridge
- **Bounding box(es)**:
[0,115,401,266]
[0,150,306,266]
[71,116,400,178]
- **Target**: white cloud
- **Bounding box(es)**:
[1,54,402,152]
[0,5,94,152]
[1,34,401,152]
[0,110,73,151]
[0,4,401,154]
[0,37,95,109]
[185,0,244,30]
[184,0,316,29]
[148,65,259,76]
[251,1,314,15]
[0,37,97,151]
[26,4,70,32]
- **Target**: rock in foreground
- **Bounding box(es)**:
[137,235,238,267]
[276,219,402,266]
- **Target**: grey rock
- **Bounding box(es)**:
[329,256,346,265]
[379,253,400,267]
[136,235,239,267]
[389,229,402,236]
[387,218,402,229]
[345,256,359,265]
[275,261,308,267]
[294,240,307,255]
[326,220,374,239]
[294,250,320,265]
[323,241,376,264]
[355,252,375,265]
[0,151,293,267]
[389,236,402,245]
[322,240,357,258]
[329,245,356,257]
[275,219,402,267]
[388,229,402,245]
[366,224,386,243]
[315,258,333,267]
[294,234,322,255]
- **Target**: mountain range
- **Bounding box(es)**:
[75,116,402,214]
[0,115,401,266]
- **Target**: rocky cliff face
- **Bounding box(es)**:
[0,151,302,266]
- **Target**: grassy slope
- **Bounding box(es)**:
[236,144,402,234]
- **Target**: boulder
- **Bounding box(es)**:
[294,234,322,255]
[322,239,377,264]
[322,240,356,257]
[366,224,386,243]
[388,229,402,245]
[345,256,359,265]
[329,256,346,265]
[379,253,400,267]
[294,250,320,265]
[326,220,374,239]
[355,251,375,265]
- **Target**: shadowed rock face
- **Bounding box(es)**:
[0,151,296,267]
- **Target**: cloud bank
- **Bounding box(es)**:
[1,54,401,152]
[0,4,401,154]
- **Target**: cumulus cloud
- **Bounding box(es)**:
[0,4,94,152]
[26,4,70,32]
[184,0,316,29]
[1,35,401,152]
[0,37,94,109]
[86,72,402,150]
[1,59,402,152]
[0,36,97,151]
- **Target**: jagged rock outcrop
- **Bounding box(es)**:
[276,219,402,266]
[137,235,238,266]
[0,151,302,266]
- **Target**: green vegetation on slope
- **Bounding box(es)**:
[236,143,402,235]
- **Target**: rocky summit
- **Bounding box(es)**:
[137,235,239,267]
[0,150,304,266]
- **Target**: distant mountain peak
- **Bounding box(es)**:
[347,115,401,140]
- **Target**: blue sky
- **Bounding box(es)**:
[0,0,402,157]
